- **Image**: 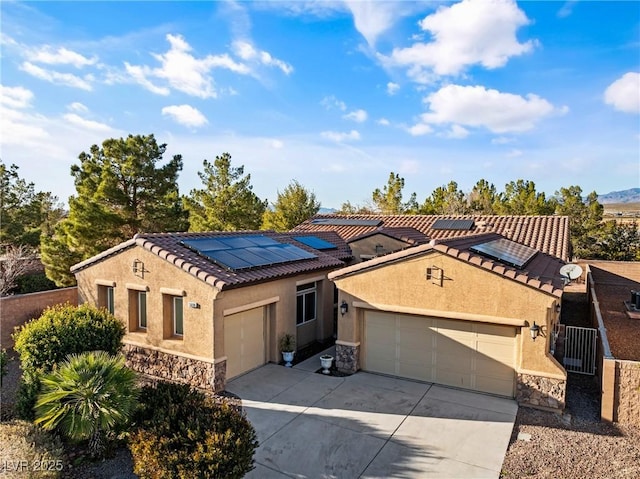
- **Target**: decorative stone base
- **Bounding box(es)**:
[516,373,566,411]
[335,343,359,374]
[123,344,221,392]
[214,359,227,393]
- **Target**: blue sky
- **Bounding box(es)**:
[1,0,638,210]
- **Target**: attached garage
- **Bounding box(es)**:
[224,307,266,379]
[363,310,516,397]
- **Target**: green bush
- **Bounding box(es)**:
[129,382,258,479]
[0,420,64,479]
[13,303,125,375]
[14,273,58,294]
[12,303,125,420]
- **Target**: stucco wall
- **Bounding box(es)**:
[349,234,409,262]
[75,245,337,371]
[1,287,78,349]
[334,251,564,377]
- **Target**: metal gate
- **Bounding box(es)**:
[563,326,598,375]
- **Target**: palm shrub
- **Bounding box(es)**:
[129,381,258,479]
[34,351,138,458]
[13,303,125,420]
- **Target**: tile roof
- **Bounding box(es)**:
[329,232,566,297]
[294,214,570,262]
[348,227,430,246]
[71,231,350,291]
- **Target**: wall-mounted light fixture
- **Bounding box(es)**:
[340,300,349,316]
[556,304,561,314]
[530,321,540,341]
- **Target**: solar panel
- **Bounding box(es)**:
[310,218,382,226]
[181,235,317,271]
[469,238,538,269]
[293,235,337,250]
[432,219,475,230]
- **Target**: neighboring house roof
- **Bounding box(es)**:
[329,233,565,297]
[348,227,430,246]
[71,231,350,291]
[293,214,571,262]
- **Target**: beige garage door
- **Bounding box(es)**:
[224,307,265,379]
[364,311,515,397]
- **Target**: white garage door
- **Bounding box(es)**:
[364,311,515,397]
[224,307,265,379]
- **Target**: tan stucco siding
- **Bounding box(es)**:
[214,273,335,363]
[75,246,216,360]
[333,251,564,377]
[349,234,409,262]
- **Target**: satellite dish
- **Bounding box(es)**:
[560,264,583,281]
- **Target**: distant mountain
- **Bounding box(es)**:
[598,188,640,204]
[318,207,337,214]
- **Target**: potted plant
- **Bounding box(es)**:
[320,354,334,374]
[279,333,296,367]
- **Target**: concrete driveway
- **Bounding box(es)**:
[226,350,517,479]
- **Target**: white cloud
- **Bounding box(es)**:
[407,123,433,136]
[604,72,640,114]
[491,136,515,145]
[20,62,93,90]
[26,46,97,68]
[380,0,535,80]
[232,40,293,75]
[506,148,523,158]
[321,130,361,142]
[127,34,251,99]
[67,102,88,113]
[557,1,578,18]
[344,109,368,123]
[387,82,400,95]
[416,84,564,134]
[161,104,208,128]
[0,106,49,145]
[0,84,33,108]
[269,139,284,149]
[345,1,401,47]
[124,63,170,96]
[443,124,469,139]
[321,95,347,111]
[377,118,390,126]
[63,113,112,132]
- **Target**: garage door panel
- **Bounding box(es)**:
[225,308,265,379]
[364,311,516,397]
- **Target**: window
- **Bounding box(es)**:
[138,291,147,329]
[173,296,184,336]
[98,285,115,314]
[296,282,316,326]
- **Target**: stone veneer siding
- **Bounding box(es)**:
[123,344,221,392]
[614,360,640,426]
[335,343,359,374]
[516,373,566,411]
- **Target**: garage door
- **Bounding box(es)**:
[363,311,515,397]
[224,307,265,379]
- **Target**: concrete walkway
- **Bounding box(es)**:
[226,350,517,479]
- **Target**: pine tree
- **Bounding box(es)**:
[262,180,321,231]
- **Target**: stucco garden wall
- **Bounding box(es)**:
[0,287,78,349]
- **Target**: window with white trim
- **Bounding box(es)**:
[98,285,115,314]
[296,282,316,326]
[138,291,147,329]
[173,296,184,336]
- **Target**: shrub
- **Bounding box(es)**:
[13,303,125,375]
[13,273,58,294]
[129,382,258,479]
[35,351,138,458]
[12,303,125,420]
[0,420,64,479]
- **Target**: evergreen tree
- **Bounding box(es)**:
[262,180,321,231]
[468,179,498,214]
[496,179,555,215]
[40,134,187,286]
[554,186,604,257]
[185,153,267,232]
[420,181,469,215]
[371,172,417,214]
[0,162,63,248]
